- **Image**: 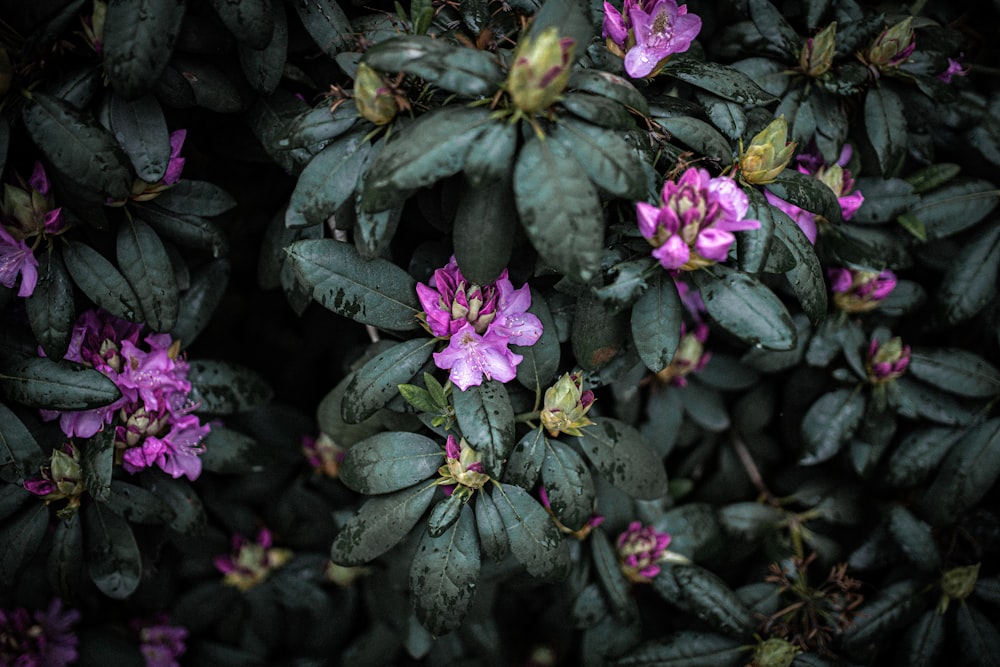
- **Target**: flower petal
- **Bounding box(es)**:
[652,234,690,270]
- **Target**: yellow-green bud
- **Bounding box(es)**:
[506,27,576,114]
[354,63,399,126]
[799,22,837,77]
[540,372,595,437]
[752,638,800,667]
[864,17,915,69]
[739,116,797,185]
[939,563,980,614]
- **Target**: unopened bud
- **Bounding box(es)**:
[354,63,399,126]
[799,22,837,77]
[739,116,797,185]
[506,27,575,114]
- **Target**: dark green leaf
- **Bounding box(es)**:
[48,512,85,598]
[410,502,480,636]
[918,418,1000,527]
[492,483,569,581]
[170,258,230,348]
[574,417,667,499]
[572,293,628,370]
[22,93,131,199]
[339,432,442,495]
[514,134,604,283]
[286,238,422,330]
[0,484,31,521]
[84,502,142,599]
[718,502,781,545]
[573,582,610,628]
[908,348,1000,398]
[593,257,657,315]
[291,0,352,56]
[913,179,1000,240]
[133,203,229,257]
[474,489,508,562]
[0,354,121,411]
[155,180,237,217]
[560,93,635,131]
[0,503,49,582]
[463,120,517,190]
[906,163,961,194]
[554,120,647,199]
[541,438,595,532]
[200,427,267,475]
[362,107,494,212]
[696,354,760,392]
[26,247,75,360]
[772,203,827,323]
[748,0,801,55]
[354,175,403,260]
[343,338,434,423]
[631,272,682,373]
[454,380,515,478]
[525,0,593,50]
[426,491,464,537]
[841,580,927,659]
[140,474,205,534]
[453,178,515,285]
[103,0,185,99]
[275,102,358,159]
[331,482,437,565]
[937,223,1000,324]
[864,86,907,176]
[954,602,1000,667]
[885,427,962,488]
[655,116,732,161]
[568,69,649,116]
[169,57,244,113]
[674,565,756,637]
[62,240,142,322]
[800,388,865,465]
[513,288,561,392]
[108,93,169,183]
[188,360,273,415]
[899,609,945,667]
[895,376,982,426]
[82,427,114,503]
[613,631,745,667]
[852,177,919,224]
[208,0,273,48]
[238,0,288,94]
[692,263,797,351]
[102,480,174,524]
[286,132,371,228]
[662,57,778,105]
[888,505,942,572]
[117,217,179,332]
[504,427,546,489]
[696,92,747,141]
[362,36,503,97]
[739,188,777,274]
[591,528,633,620]
[766,169,844,224]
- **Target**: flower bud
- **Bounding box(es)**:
[828,268,896,313]
[617,521,672,583]
[655,323,709,386]
[938,563,980,613]
[214,529,293,592]
[439,435,490,493]
[303,432,345,479]
[354,63,399,126]
[799,22,836,77]
[24,444,86,517]
[864,17,915,69]
[753,638,801,667]
[739,116,797,185]
[506,27,576,114]
[865,336,910,384]
[540,372,595,437]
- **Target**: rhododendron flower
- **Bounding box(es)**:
[617,521,673,583]
[437,434,490,497]
[132,615,188,667]
[0,598,80,667]
[828,268,896,313]
[162,130,187,186]
[303,432,346,478]
[603,0,701,78]
[214,528,293,591]
[866,336,910,384]
[765,145,864,243]
[540,372,596,437]
[863,16,915,71]
[433,324,522,391]
[0,224,39,297]
[23,443,86,518]
[638,167,760,271]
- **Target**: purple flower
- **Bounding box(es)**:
[656,322,710,386]
[132,615,188,667]
[603,0,701,78]
[866,337,910,384]
[417,257,502,338]
[937,56,969,83]
[638,167,760,271]
[433,324,522,391]
[0,225,39,297]
[162,130,187,186]
[0,598,81,667]
[616,521,672,583]
[828,268,896,313]
[214,528,293,591]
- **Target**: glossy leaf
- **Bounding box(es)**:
[504,428,547,489]
[102,0,185,99]
[912,179,1000,240]
[84,502,142,599]
[614,631,745,667]
[631,272,683,373]
[888,505,942,572]
[48,511,85,599]
[572,293,628,371]
[514,133,604,283]
[339,432,442,495]
[799,388,865,465]
[474,488,508,562]
[454,380,514,478]
[748,0,801,55]
[936,223,1000,324]
[956,601,1000,663]
[62,241,142,322]
[918,418,1000,526]
[199,427,267,475]
[463,120,518,190]
[552,120,647,199]
[841,579,927,658]
[117,217,179,332]
[82,427,114,503]
[133,203,228,257]
[908,347,1000,398]
[772,203,827,323]
[899,609,944,667]
[155,180,237,217]
[343,338,434,423]
[662,57,778,105]
[426,491,464,538]
[574,417,667,499]
[108,93,170,183]
[453,178,515,285]
[0,354,121,411]
[0,504,49,582]
[591,528,633,620]
[208,0,273,48]
[740,188,777,273]
[362,36,504,97]
[410,503,481,636]
[291,0,352,56]
[655,116,732,161]
[170,258,230,348]
[492,483,569,581]
[560,93,635,131]
[895,376,982,426]
[852,177,919,223]
[864,85,907,175]
[674,565,756,637]
[541,439,595,532]
[567,69,649,116]
[188,360,273,415]
[885,427,962,488]
[766,169,844,225]
[286,132,371,228]
[140,474,205,534]
[238,0,288,94]
[102,481,174,524]
[286,238,422,330]
[331,482,437,566]
[26,248,75,360]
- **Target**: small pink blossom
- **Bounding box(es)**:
[603,0,702,78]
[0,225,39,297]
[828,268,896,313]
[432,324,522,391]
[937,56,969,83]
[617,521,672,583]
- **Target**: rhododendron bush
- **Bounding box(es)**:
[1,0,999,665]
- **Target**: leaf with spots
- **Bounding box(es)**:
[188,360,274,415]
[342,338,434,424]
[331,482,437,566]
[453,380,514,478]
[541,438,595,532]
[492,483,569,581]
[102,0,186,99]
[339,432,443,495]
[63,240,143,323]
[85,502,142,599]
[573,417,667,500]
[117,217,179,332]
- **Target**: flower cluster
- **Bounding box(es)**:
[638,167,760,272]
[437,434,490,498]
[866,336,910,384]
[617,521,673,583]
[0,598,80,667]
[40,309,210,480]
[0,162,67,298]
[765,145,865,243]
[540,372,595,437]
[131,615,189,667]
[23,443,86,517]
[603,0,702,79]
[418,257,543,391]
[828,268,896,313]
[214,528,293,591]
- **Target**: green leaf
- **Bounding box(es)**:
[0,484,31,521]
[655,116,733,161]
[692,263,797,351]
[591,528,633,620]
[572,293,628,371]
[62,240,142,322]
[560,92,635,131]
[765,169,844,224]
[330,482,437,565]
[841,580,927,659]
[906,163,961,194]
[899,609,945,667]
[864,85,907,176]
[954,602,1000,667]
[188,360,273,415]
[553,120,647,199]
[514,133,604,283]
[25,248,75,361]
[343,338,434,423]
[772,203,827,324]
[747,0,801,55]
[908,348,1000,398]
[0,354,121,411]
[852,177,919,223]
[133,203,229,257]
[463,120,517,190]
[504,427,547,489]
[409,503,481,636]
[398,384,438,414]
[200,427,267,475]
[614,631,745,667]
[631,272,682,373]
[541,438,595,531]
[82,427,114,503]
[22,93,131,199]
[885,426,962,488]
[574,417,667,499]
[513,288,561,392]
[492,483,569,581]
[525,0,594,50]
[454,380,515,478]
[102,480,174,524]
[0,504,49,582]
[237,0,288,94]
[362,36,504,98]
[425,490,465,538]
[895,376,982,426]
[339,432,442,495]
[286,238,422,330]
[662,57,778,105]
[739,188,777,274]
[593,257,657,314]
[108,93,170,182]
[274,102,358,158]
[84,502,142,599]
[208,0,273,48]
[696,92,747,142]
[170,258,230,348]
[354,174,404,260]
[799,388,865,465]
[888,505,942,572]
[291,0,352,56]
[102,0,186,99]
[474,489,508,562]
[168,58,245,113]
[140,474,205,534]
[286,132,371,228]
[918,418,1000,527]
[567,69,649,116]
[674,565,756,638]
[936,223,1000,324]
[912,179,1000,240]
[117,217,179,332]
[48,511,85,598]
[453,178,515,285]
[362,107,494,212]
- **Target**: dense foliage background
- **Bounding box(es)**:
[2,0,1000,665]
